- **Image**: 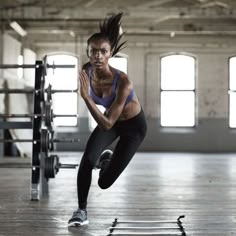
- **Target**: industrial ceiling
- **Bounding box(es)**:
[1,0,236,44]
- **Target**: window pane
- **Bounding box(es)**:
[161,91,195,127]
[46,55,78,126]
[161,55,195,90]
[229,93,236,128]
[52,93,77,126]
[229,57,236,90]
[89,105,106,130]
[109,57,127,74]
[17,55,23,79]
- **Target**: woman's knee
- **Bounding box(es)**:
[80,154,95,170]
[98,178,112,189]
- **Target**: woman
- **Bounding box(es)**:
[68,12,147,227]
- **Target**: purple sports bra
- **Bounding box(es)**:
[88,66,134,109]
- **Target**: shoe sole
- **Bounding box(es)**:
[68,220,89,227]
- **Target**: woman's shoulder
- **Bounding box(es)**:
[116,69,129,83]
[110,67,127,79]
[115,69,132,90]
[82,62,91,73]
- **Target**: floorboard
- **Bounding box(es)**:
[0,152,236,235]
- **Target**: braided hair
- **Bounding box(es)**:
[87,12,126,57]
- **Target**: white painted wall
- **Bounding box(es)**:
[1,34,35,157]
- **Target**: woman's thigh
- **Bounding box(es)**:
[98,133,144,189]
[81,126,118,166]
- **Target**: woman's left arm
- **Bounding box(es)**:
[79,70,131,130]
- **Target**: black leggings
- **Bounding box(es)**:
[77,109,147,209]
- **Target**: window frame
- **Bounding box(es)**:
[160,53,197,128]
[45,53,79,128]
[228,55,236,129]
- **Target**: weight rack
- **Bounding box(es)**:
[31,60,45,200]
[31,59,78,200]
[0,56,78,200]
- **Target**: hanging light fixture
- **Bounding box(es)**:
[9,21,27,37]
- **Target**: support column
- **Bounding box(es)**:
[0,23,4,158]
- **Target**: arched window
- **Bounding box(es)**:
[46,54,78,126]
[109,56,128,74]
[88,55,128,131]
[160,54,196,127]
[229,56,236,128]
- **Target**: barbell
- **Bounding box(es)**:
[40,155,78,178]
[0,102,79,128]
[0,84,78,102]
[0,128,80,153]
[0,55,76,76]
[0,155,78,179]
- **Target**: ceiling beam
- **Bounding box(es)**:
[84,0,98,8]
[200,1,229,9]
[132,0,175,8]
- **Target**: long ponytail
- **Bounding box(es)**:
[87,12,126,57]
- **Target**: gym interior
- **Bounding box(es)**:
[1,0,236,235]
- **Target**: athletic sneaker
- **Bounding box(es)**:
[68,209,89,227]
[96,149,113,169]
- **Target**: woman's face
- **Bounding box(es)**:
[87,39,112,69]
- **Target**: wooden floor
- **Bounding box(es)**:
[0,152,236,236]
